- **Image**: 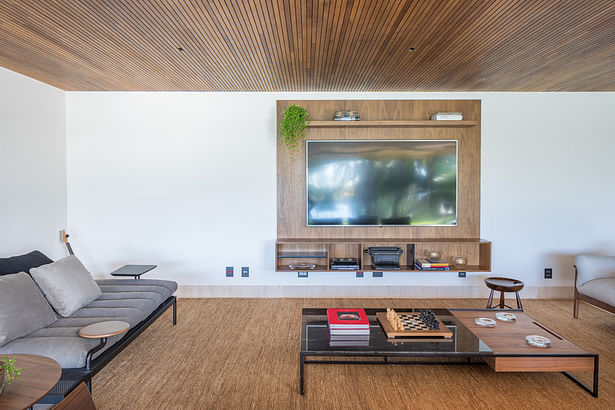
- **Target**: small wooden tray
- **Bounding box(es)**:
[377,312,453,338]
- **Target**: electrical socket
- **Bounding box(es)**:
[544,268,552,279]
[356,271,364,278]
[298,271,308,278]
[225,266,234,277]
[372,271,383,278]
[458,271,466,278]
[241,267,249,277]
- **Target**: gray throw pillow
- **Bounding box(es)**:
[30,255,102,317]
[0,272,57,346]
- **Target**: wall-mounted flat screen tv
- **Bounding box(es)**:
[306,140,457,226]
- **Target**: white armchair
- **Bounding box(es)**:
[573,254,615,318]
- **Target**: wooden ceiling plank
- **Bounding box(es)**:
[0,0,614,90]
[144,0,229,90]
[217,0,275,91]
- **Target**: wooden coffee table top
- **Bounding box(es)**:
[452,310,588,355]
[79,320,130,339]
[0,354,61,410]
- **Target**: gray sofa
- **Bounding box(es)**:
[0,250,177,401]
[573,254,615,318]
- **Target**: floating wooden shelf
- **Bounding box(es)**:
[275,239,491,273]
[307,120,477,127]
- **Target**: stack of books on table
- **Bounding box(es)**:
[415,258,451,271]
[327,308,370,346]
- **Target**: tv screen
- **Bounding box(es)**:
[306,140,457,226]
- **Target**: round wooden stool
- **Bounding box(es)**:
[485,277,525,310]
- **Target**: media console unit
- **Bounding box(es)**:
[275,238,491,272]
[276,99,491,274]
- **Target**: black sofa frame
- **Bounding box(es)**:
[40,295,177,404]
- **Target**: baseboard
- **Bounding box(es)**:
[177,285,573,299]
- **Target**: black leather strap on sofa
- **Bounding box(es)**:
[0,250,53,276]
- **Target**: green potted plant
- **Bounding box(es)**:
[0,356,23,394]
[280,104,310,160]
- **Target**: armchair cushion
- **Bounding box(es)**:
[575,254,615,287]
[577,278,615,306]
[30,256,102,317]
[0,272,57,346]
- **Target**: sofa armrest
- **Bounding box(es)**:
[575,254,615,287]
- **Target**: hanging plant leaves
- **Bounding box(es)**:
[280,104,310,160]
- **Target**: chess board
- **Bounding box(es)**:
[376,311,453,338]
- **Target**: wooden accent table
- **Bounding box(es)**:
[452,310,598,396]
[79,321,130,371]
[484,277,525,309]
[79,321,130,339]
[0,354,61,410]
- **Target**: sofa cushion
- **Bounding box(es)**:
[0,272,57,346]
[578,278,615,307]
[0,250,53,276]
[0,334,124,369]
[575,254,615,286]
[30,256,102,317]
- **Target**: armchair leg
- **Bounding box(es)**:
[574,290,579,319]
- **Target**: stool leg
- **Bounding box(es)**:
[486,289,494,309]
[499,291,505,309]
[515,291,523,311]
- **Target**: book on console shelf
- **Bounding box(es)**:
[414,263,451,271]
[327,308,370,335]
[431,112,463,120]
[415,258,450,269]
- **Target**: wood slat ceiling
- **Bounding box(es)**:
[0,0,614,91]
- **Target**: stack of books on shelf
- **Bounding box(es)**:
[415,258,451,271]
[327,308,370,346]
[430,112,463,120]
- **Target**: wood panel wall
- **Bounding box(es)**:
[276,100,481,239]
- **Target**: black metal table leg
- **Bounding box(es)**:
[300,355,305,395]
[562,355,599,397]
[85,337,107,371]
[173,297,177,325]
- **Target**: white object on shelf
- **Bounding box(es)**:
[431,112,463,120]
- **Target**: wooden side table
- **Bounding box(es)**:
[79,321,130,371]
[0,354,61,410]
[485,277,525,310]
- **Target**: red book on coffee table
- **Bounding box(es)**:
[327,308,369,329]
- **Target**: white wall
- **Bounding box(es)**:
[0,67,67,259]
[66,92,615,297]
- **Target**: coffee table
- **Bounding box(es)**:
[300,308,598,396]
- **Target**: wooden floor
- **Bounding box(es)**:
[92,298,614,409]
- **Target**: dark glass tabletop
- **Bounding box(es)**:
[301,308,493,357]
